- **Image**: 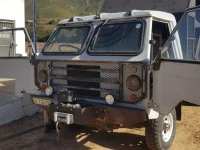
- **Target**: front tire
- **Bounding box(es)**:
[145,109,176,150]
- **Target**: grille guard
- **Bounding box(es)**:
[47,61,146,103]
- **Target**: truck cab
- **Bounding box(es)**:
[31,10,179,150]
[0,0,199,149]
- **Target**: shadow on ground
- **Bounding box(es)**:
[0,123,147,150]
[31,126,147,150]
[0,112,148,150]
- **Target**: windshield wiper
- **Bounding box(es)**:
[91,20,109,48]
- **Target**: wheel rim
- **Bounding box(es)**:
[162,113,174,142]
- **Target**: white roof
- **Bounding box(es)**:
[58,10,176,25]
[130,10,176,22]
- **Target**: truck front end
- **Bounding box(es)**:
[32,12,150,130]
[32,13,150,130]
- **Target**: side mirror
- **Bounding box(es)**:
[150,34,162,71]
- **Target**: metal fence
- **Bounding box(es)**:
[0,20,15,57]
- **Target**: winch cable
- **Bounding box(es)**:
[0,124,44,143]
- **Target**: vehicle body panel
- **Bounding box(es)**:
[33,10,178,119]
[153,6,200,115]
[153,60,200,114]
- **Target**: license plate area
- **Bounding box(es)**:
[54,112,74,125]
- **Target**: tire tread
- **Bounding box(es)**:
[146,119,161,150]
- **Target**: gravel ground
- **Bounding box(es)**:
[0,105,199,150]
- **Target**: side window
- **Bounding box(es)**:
[0,22,30,57]
[162,9,200,61]
[0,20,15,57]
[152,21,170,60]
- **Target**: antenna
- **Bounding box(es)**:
[96,0,98,16]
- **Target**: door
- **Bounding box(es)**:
[153,6,200,115]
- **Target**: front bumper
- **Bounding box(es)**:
[31,95,147,129]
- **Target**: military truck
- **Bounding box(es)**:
[1,0,199,150]
[29,4,200,150]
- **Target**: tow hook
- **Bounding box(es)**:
[56,121,61,142]
[54,112,74,142]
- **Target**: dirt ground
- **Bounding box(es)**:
[0,105,199,150]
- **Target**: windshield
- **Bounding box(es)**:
[89,21,144,54]
[42,26,90,53]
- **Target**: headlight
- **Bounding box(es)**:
[105,94,115,105]
[126,75,142,91]
[38,70,48,83]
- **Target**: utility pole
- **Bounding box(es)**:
[96,0,98,15]
[32,0,37,52]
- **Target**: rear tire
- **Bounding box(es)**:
[145,109,176,150]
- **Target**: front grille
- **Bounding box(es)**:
[49,61,120,100]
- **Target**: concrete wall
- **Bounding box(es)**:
[0,0,26,56]
[0,1,40,125]
[0,78,15,103]
[0,58,37,97]
[0,93,41,126]
[0,58,40,125]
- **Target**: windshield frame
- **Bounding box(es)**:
[88,19,145,56]
[42,24,92,55]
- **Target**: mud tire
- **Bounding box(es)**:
[145,109,176,150]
